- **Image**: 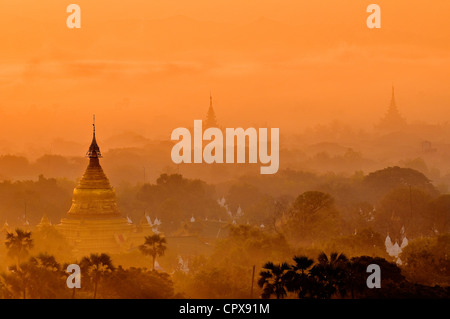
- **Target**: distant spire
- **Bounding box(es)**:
[386,85,402,117]
[390,85,396,109]
[86,114,102,158]
[37,214,51,228]
[210,91,213,108]
[376,85,406,131]
[205,93,218,128]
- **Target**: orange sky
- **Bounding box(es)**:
[0,0,449,155]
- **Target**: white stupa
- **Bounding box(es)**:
[126,216,133,224]
[145,215,153,226]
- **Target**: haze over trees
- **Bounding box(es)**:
[0,230,177,299]
[258,252,448,299]
[0,0,448,300]
[0,155,448,298]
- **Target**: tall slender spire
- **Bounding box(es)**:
[86,114,102,158]
[210,91,213,108]
[390,85,396,109]
[205,93,218,128]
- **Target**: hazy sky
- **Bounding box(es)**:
[0,0,449,154]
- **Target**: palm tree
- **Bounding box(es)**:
[28,253,62,298]
[292,256,314,275]
[286,256,315,298]
[80,253,114,299]
[5,229,33,268]
[310,252,349,298]
[258,261,291,299]
[345,258,367,299]
[5,263,33,299]
[139,234,167,270]
[2,254,70,299]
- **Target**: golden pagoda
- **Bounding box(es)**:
[57,119,143,256]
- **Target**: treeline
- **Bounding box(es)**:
[0,154,84,181]
[258,252,450,299]
[0,165,448,298]
[172,224,449,298]
[0,225,448,299]
[0,254,176,299]
[1,166,447,245]
[114,166,449,243]
[0,166,447,266]
[0,228,175,299]
[0,175,74,225]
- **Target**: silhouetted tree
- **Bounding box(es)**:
[5,229,33,268]
[80,253,114,299]
[344,257,368,299]
[427,195,450,234]
[310,252,349,298]
[348,255,406,298]
[0,253,64,299]
[400,234,449,286]
[286,256,315,298]
[101,266,175,298]
[363,166,437,202]
[27,253,64,299]
[139,234,167,270]
[375,187,433,239]
[3,263,33,299]
[258,262,291,299]
[280,191,340,244]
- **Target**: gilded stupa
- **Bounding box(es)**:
[57,118,152,256]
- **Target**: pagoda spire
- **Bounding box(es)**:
[210,91,213,109]
[387,85,402,117]
[86,114,102,158]
[376,85,407,132]
[66,117,119,217]
[205,93,218,128]
[390,85,396,110]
